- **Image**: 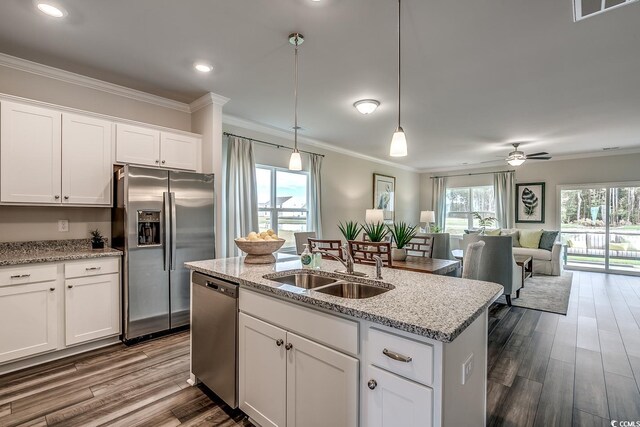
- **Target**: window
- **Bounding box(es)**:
[445,186,495,235]
[256,165,309,251]
[573,0,637,21]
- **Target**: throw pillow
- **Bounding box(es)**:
[539,230,559,251]
[520,229,543,249]
[485,229,501,236]
[501,230,521,247]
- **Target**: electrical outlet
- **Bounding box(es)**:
[462,353,474,385]
[58,220,69,232]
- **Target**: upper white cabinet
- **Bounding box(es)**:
[116,123,198,171]
[62,114,113,205]
[0,101,62,204]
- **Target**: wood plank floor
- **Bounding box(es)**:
[1,270,639,426]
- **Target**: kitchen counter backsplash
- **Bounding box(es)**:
[0,239,121,266]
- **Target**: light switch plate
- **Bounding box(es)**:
[58,220,69,232]
[462,353,474,385]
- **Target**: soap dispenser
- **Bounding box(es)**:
[300,244,313,269]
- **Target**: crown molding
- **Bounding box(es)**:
[222,114,419,172]
[0,52,192,113]
[189,92,230,113]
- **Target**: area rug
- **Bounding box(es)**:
[495,272,573,315]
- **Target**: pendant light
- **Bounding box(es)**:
[389,0,408,157]
[288,33,304,171]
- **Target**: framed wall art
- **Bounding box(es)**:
[516,182,545,223]
[373,173,396,222]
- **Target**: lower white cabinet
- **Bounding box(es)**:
[0,281,59,363]
[239,312,359,427]
[65,273,120,346]
[365,365,433,427]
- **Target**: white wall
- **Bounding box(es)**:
[223,123,421,241]
[420,152,640,231]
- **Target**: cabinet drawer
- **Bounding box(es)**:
[368,327,434,386]
[0,264,58,287]
[65,258,119,279]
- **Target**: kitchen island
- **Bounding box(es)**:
[185,256,503,427]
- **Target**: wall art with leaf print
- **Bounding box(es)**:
[516,182,545,223]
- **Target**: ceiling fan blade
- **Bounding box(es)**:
[526,152,548,157]
[528,156,552,160]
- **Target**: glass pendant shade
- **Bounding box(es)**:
[289,150,302,171]
[389,127,408,157]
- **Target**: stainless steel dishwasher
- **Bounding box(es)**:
[192,271,239,408]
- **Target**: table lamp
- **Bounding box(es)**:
[420,210,435,232]
[365,209,385,224]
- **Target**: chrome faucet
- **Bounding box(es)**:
[316,244,364,277]
[373,255,384,280]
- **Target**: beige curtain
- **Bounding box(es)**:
[308,154,323,237]
[493,171,515,229]
[432,177,447,230]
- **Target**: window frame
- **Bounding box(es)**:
[445,185,496,235]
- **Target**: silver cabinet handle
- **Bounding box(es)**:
[368,379,377,390]
[161,160,166,164]
[285,343,293,351]
[383,348,413,363]
[49,287,55,292]
[68,285,73,289]
[276,339,284,347]
[85,267,102,271]
[54,195,60,199]
[64,196,69,200]
[10,274,31,279]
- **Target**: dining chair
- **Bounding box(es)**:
[405,236,434,258]
[462,241,485,280]
[348,240,393,267]
[308,238,343,259]
[294,232,316,255]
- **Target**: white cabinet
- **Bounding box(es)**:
[0,101,62,203]
[65,273,120,346]
[116,123,198,171]
[238,312,359,427]
[365,365,433,427]
[0,281,59,363]
[62,113,113,205]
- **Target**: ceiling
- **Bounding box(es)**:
[0,0,639,170]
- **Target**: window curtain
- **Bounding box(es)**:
[493,171,515,229]
[221,136,258,257]
[308,154,323,237]
[432,177,447,230]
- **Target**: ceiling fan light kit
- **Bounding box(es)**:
[389,0,408,158]
[505,143,552,166]
[288,32,304,171]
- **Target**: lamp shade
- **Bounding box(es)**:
[389,128,407,157]
[365,209,385,224]
[420,210,435,223]
[289,150,302,171]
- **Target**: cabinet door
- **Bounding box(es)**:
[286,332,359,427]
[0,101,62,203]
[160,132,198,171]
[239,313,286,427]
[62,113,113,205]
[365,365,433,427]
[115,123,160,167]
[65,273,120,346]
[0,282,58,363]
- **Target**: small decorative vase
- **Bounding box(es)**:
[391,248,407,261]
[91,241,105,249]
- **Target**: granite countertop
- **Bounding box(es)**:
[0,239,122,266]
[185,257,503,343]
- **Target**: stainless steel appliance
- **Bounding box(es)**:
[192,272,238,408]
[112,165,215,342]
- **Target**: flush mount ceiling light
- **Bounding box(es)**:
[193,62,213,73]
[288,33,304,171]
[35,2,67,18]
[389,0,407,157]
[354,99,380,115]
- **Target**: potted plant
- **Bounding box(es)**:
[362,222,389,243]
[387,222,418,261]
[90,229,105,249]
[429,224,442,233]
[338,221,363,242]
[472,212,498,234]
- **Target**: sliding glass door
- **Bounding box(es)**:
[560,183,640,275]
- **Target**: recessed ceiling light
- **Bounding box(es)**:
[36,2,67,18]
[353,99,380,115]
[194,62,213,73]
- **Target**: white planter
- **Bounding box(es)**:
[391,248,407,261]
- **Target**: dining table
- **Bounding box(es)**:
[391,256,461,275]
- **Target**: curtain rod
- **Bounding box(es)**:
[223,132,325,158]
[430,170,515,179]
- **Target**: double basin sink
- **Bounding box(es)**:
[264,271,392,299]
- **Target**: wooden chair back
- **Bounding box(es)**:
[348,240,393,267]
[405,236,434,258]
[308,238,343,259]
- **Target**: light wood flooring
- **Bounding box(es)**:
[1,271,639,426]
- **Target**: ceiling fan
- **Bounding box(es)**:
[505,143,552,166]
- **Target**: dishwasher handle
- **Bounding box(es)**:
[193,272,238,299]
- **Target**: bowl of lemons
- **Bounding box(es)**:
[234,230,286,264]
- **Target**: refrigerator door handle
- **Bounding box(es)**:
[170,192,177,271]
[163,191,171,271]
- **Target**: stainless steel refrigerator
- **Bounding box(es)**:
[112,165,215,342]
